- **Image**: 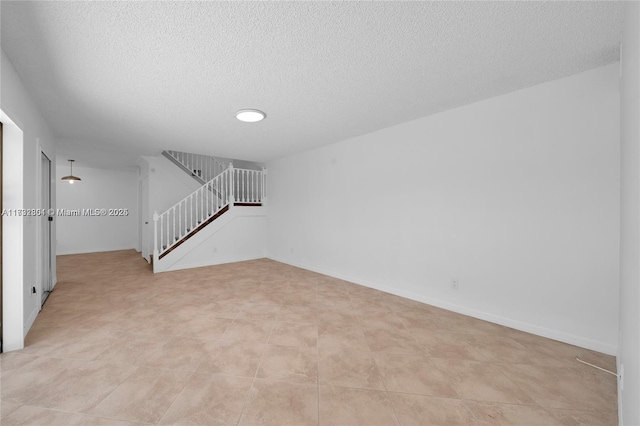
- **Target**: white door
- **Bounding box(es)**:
[40,152,52,305]
[141,175,150,263]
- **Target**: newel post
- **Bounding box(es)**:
[153,211,159,258]
[261,167,267,206]
[228,163,235,208]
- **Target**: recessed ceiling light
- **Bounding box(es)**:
[236,109,266,123]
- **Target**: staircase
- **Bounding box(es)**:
[162,150,227,184]
[152,150,266,272]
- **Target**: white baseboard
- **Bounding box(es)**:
[164,254,267,272]
[23,306,39,337]
[56,246,137,256]
[268,255,617,355]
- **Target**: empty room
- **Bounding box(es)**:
[1,1,639,425]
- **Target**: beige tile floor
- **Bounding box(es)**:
[0,250,618,425]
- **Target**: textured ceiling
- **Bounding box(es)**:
[1,1,624,168]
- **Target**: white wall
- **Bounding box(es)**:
[143,155,201,217]
[55,165,138,255]
[156,206,267,272]
[618,2,640,424]
[139,155,202,259]
[1,49,57,350]
[1,110,24,352]
[268,63,620,354]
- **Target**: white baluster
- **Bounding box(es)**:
[153,211,159,257]
[261,168,267,205]
[253,171,256,202]
[179,202,183,238]
[229,163,235,207]
[158,215,164,251]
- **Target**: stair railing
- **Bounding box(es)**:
[153,165,266,259]
[232,168,264,203]
[165,150,227,182]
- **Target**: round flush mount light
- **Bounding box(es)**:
[236,109,266,123]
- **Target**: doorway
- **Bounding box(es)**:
[40,151,52,306]
[141,175,150,263]
[1,121,4,352]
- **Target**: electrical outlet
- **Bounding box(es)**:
[450,279,459,290]
[213,247,217,253]
[290,247,294,254]
[620,364,624,391]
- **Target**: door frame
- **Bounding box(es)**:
[141,174,150,262]
[37,147,53,308]
[1,121,4,352]
[1,108,25,352]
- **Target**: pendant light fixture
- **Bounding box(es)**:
[61,159,81,184]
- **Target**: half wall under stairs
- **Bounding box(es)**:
[152,204,267,272]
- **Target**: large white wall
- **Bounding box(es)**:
[56,165,138,255]
[618,2,640,425]
[267,63,620,354]
[1,49,57,350]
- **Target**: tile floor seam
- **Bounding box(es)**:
[154,370,196,425]
[235,309,279,426]
[349,295,404,426]
[488,360,568,409]
[6,403,154,425]
[316,306,321,426]
[365,331,404,426]
[460,398,483,424]
[428,355,544,408]
[6,368,66,408]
